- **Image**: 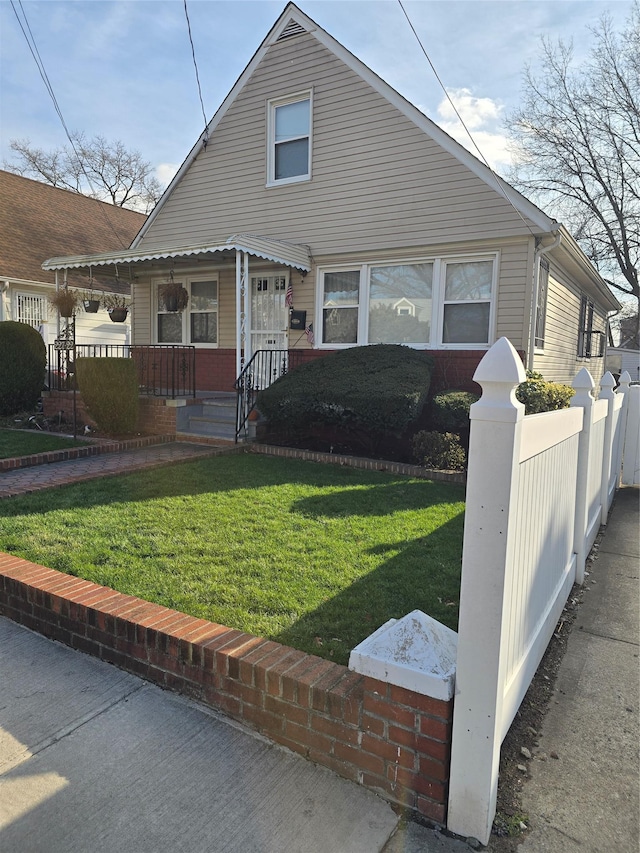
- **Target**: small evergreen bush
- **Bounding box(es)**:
[412,430,466,471]
[430,389,479,432]
[76,357,139,435]
[257,345,434,439]
[516,370,574,414]
[0,322,47,415]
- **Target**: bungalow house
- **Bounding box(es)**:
[0,169,146,348]
[41,3,619,435]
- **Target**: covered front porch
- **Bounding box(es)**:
[42,233,313,391]
[42,234,315,440]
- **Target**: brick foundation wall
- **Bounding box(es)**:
[42,392,199,438]
[42,391,98,430]
[0,555,452,824]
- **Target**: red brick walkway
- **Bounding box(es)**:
[0,440,239,498]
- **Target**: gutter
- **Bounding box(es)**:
[528,232,562,370]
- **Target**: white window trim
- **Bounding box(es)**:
[436,255,498,348]
[315,253,498,350]
[154,275,219,348]
[266,89,313,187]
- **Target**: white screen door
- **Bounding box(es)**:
[250,275,288,386]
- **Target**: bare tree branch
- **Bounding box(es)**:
[3,132,161,214]
[507,1,639,342]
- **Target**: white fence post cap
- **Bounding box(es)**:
[600,371,616,392]
[348,610,457,701]
[471,337,525,422]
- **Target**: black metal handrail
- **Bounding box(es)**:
[46,344,196,399]
[235,349,301,442]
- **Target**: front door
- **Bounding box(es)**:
[250,274,289,386]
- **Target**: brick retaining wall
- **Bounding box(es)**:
[0,555,452,824]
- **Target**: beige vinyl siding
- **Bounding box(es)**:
[533,266,608,384]
[137,34,542,256]
[494,240,534,350]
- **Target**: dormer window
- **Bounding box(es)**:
[267,91,312,185]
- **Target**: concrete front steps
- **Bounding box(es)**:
[176,392,257,443]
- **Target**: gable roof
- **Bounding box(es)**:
[0,170,146,292]
[132,2,557,248]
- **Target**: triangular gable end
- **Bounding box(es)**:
[133,2,555,248]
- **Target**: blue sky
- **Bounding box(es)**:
[1,0,633,185]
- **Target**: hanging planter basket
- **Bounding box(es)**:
[49,288,79,318]
[159,279,189,313]
[108,308,129,323]
[83,299,100,313]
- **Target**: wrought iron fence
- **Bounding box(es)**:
[46,344,196,399]
[235,349,307,441]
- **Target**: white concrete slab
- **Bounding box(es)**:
[0,618,398,853]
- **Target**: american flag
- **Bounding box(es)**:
[304,323,314,346]
[285,283,294,308]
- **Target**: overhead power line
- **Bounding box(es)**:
[10,0,130,250]
[397,0,537,239]
[183,0,209,148]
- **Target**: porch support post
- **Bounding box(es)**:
[243,251,250,364]
[235,249,250,378]
[235,250,242,378]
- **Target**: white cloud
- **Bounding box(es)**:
[436,88,513,173]
[156,163,180,188]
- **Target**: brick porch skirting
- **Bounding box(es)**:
[0,555,452,825]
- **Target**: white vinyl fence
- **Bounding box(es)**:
[447,338,635,845]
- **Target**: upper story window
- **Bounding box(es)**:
[317,256,495,349]
[157,278,218,346]
[267,92,311,186]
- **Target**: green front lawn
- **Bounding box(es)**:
[0,428,85,459]
[0,454,464,664]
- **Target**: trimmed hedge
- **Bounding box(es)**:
[430,389,479,432]
[0,321,47,415]
[516,371,574,414]
[412,430,466,471]
[76,357,139,435]
[257,345,434,439]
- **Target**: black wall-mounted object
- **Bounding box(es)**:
[290,310,307,330]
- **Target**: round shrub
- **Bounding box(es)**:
[516,371,574,414]
[412,430,466,471]
[76,357,139,435]
[0,321,47,415]
[430,389,479,432]
[257,345,434,438]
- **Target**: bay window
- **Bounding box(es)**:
[317,255,495,348]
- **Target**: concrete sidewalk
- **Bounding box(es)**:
[0,616,399,853]
[516,486,639,853]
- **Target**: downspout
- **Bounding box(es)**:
[603,307,621,376]
[528,231,562,371]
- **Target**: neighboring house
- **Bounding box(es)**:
[41,3,619,396]
[0,170,146,349]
